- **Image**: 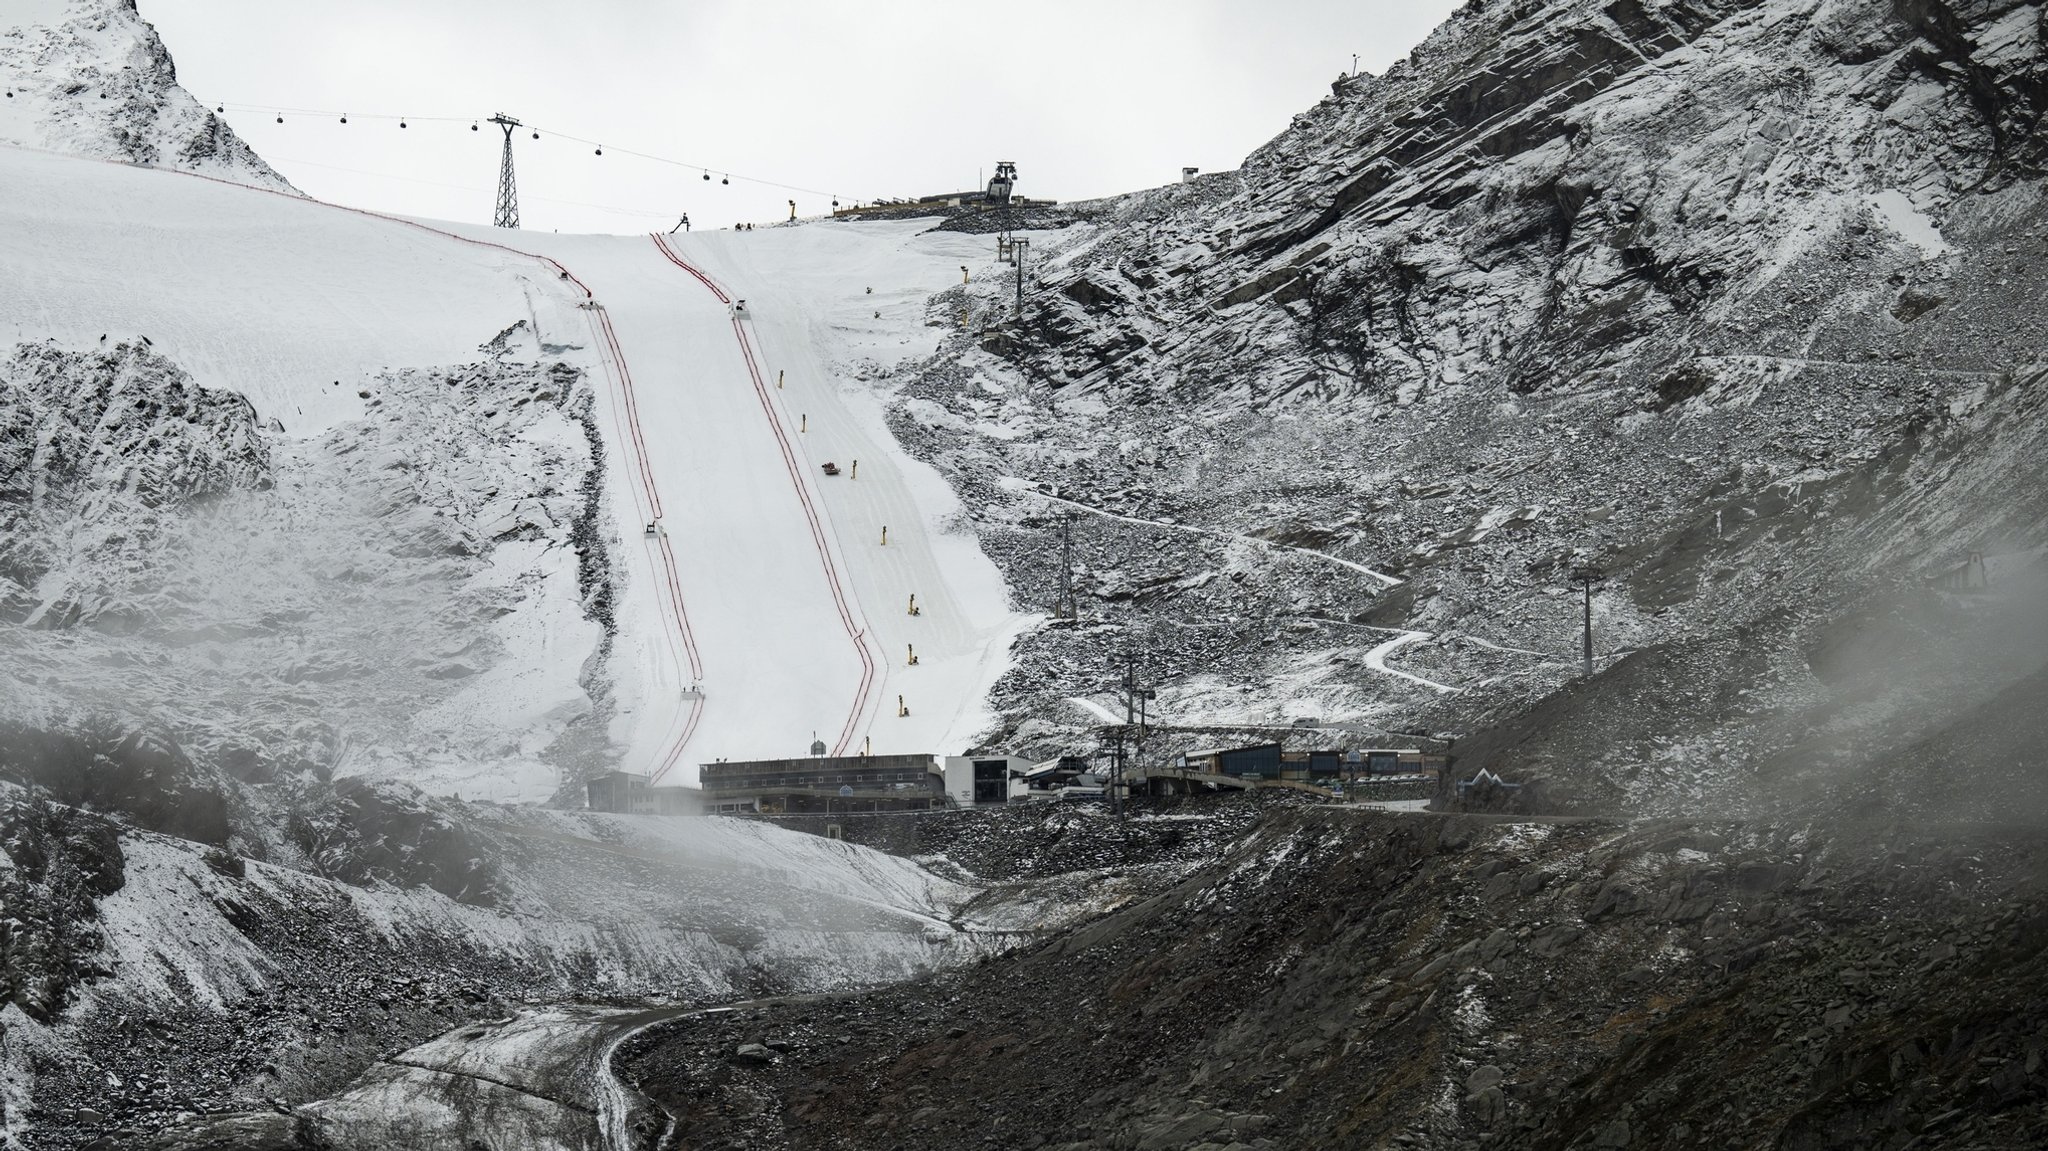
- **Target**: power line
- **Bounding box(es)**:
[259,153,683,219]
[212,100,863,204]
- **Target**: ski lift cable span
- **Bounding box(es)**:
[259,152,682,218]
[213,101,858,201]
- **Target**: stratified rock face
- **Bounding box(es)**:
[1035,0,2045,401]
[0,0,293,191]
[915,0,2048,815]
[0,340,271,628]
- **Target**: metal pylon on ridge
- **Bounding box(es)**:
[490,113,520,229]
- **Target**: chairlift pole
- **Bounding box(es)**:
[489,114,522,229]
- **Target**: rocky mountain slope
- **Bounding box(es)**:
[0,772,1019,1148]
[0,333,613,801]
[899,0,2048,818]
[4,1,2048,1148]
[0,0,289,191]
[623,807,2048,1151]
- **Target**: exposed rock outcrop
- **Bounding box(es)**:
[903,0,2048,817]
[0,341,270,628]
[0,0,293,191]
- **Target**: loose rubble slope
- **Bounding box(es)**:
[624,808,2048,1151]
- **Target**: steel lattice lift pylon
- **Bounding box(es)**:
[489,113,521,229]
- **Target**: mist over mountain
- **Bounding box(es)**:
[3,1,2048,1149]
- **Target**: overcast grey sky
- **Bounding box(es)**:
[146,1,1463,234]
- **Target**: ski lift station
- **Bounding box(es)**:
[830,160,1055,219]
[685,752,1035,815]
[584,770,702,815]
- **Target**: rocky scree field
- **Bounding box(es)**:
[0,771,1019,1150]
[620,807,2048,1151]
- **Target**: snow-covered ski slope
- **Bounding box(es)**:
[0,144,1025,793]
[446,220,1030,781]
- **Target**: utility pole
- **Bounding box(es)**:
[1109,728,1125,822]
[1135,671,1155,801]
[1122,649,1135,739]
[1575,569,1599,678]
[1013,237,1030,317]
[1114,652,1157,822]
[1118,652,1139,822]
[1055,512,1076,619]
[489,114,521,229]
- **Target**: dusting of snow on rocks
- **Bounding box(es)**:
[0,0,291,191]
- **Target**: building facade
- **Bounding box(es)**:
[698,753,943,814]
[940,755,1033,807]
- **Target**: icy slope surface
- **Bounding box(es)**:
[0,337,607,803]
[0,147,555,428]
[0,341,270,628]
[0,148,628,800]
[0,0,289,190]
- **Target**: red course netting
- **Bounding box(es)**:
[651,233,878,759]
[148,164,716,782]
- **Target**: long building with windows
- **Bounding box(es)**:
[697,753,945,814]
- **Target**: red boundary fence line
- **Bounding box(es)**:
[583,306,705,784]
[149,164,711,783]
[648,233,878,757]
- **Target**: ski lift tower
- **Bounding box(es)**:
[986,161,1017,207]
[490,113,522,229]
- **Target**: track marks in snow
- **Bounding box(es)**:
[649,233,881,762]
[1066,696,1123,724]
[1004,483,1403,588]
[583,302,706,780]
[1456,634,1557,659]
